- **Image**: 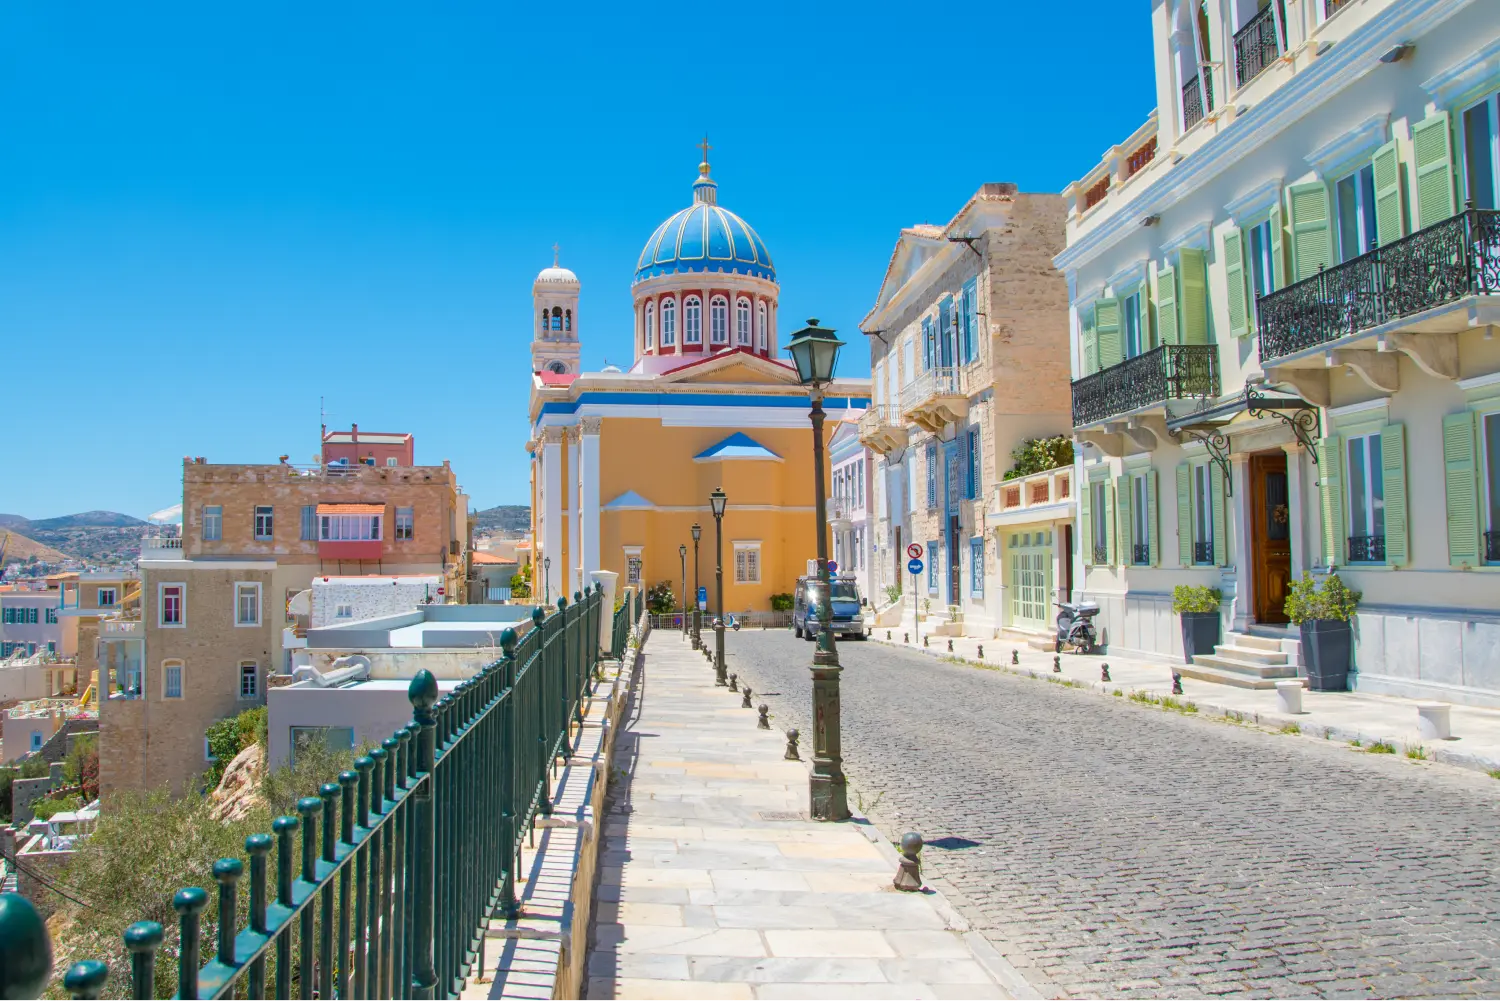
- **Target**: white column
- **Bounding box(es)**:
[542,428,564,604]
[567,427,581,598]
[580,417,602,582]
[1284,442,1308,581]
[591,570,619,654]
[1229,453,1252,632]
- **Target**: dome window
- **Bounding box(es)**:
[756,302,768,353]
[645,301,656,350]
[710,296,728,345]
[736,298,752,347]
[661,298,677,347]
[685,296,702,345]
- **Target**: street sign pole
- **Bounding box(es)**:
[912,571,919,648]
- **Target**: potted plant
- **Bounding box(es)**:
[1284,572,1361,692]
[1172,585,1223,664]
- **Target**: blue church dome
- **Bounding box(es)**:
[634,166,776,284]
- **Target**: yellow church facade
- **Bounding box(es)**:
[525,157,870,610]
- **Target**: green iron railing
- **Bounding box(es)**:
[0,584,613,1000]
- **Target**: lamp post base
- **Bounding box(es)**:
[808,658,850,822]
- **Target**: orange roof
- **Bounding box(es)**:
[470,552,515,565]
[316,503,385,515]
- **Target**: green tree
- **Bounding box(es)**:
[1003,436,1075,480]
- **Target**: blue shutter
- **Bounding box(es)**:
[922,318,933,370]
[926,442,937,507]
[962,279,978,364]
[939,297,954,367]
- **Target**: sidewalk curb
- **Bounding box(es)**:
[870,636,1500,778]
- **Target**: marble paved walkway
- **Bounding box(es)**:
[586,630,1015,1000]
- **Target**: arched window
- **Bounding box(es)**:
[684,296,702,344]
[551,306,563,331]
[756,302,768,352]
[736,298,752,346]
[710,296,728,345]
[549,361,567,375]
[564,309,572,333]
[661,298,677,346]
[645,301,656,349]
[540,309,548,334]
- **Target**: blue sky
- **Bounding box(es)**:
[0,2,1155,519]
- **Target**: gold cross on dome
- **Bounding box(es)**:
[698,135,712,168]
[552,242,560,266]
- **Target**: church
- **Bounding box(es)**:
[526,151,870,610]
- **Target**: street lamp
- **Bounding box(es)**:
[543,556,552,606]
[710,487,728,687]
[691,523,702,650]
[679,543,688,638]
[784,317,850,822]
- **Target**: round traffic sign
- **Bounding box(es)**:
[907,543,924,559]
[827,560,839,574]
[907,558,924,576]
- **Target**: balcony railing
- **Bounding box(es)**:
[1234,2,1281,87]
[1258,209,1500,362]
[1485,530,1500,563]
[1182,73,1213,130]
[900,367,963,413]
[1071,344,1220,427]
[1093,544,1109,565]
[1348,534,1386,563]
[1133,544,1151,565]
[1193,541,1215,564]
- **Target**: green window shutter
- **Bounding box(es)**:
[1116,474,1133,564]
[1268,200,1286,291]
[1380,423,1409,566]
[1223,228,1249,339]
[1080,478,1094,566]
[1137,280,1155,352]
[1095,298,1123,369]
[1176,463,1192,566]
[1104,481,1117,565]
[1211,463,1228,567]
[1442,411,1480,568]
[1286,181,1331,282]
[1147,469,1160,566]
[1412,110,1457,228]
[1178,247,1210,345]
[1317,435,1345,566]
[1156,265,1179,345]
[1081,310,1098,376]
[1371,139,1406,247]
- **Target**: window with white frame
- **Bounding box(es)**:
[240,661,259,699]
[163,660,184,699]
[1132,473,1151,565]
[733,543,761,584]
[1247,217,1275,306]
[298,505,315,541]
[320,513,382,541]
[386,456,397,467]
[756,302,767,351]
[98,588,117,608]
[1335,163,1378,262]
[160,584,185,626]
[1192,464,1215,564]
[335,604,353,619]
[1480,409,1500,562]
[202,505,222,541]
[625,548,643,587]
[645,301,656,349]
[661,298,676,346]
[736,298,752,346]
[254,505,274,540]
[396,507,414,540]
[1462,91,1499,210]
[1346,431,1386,562]
[684,296,702,344]
[709,296,728,345]
[235,583,261,627]
[1092,481,1110,564]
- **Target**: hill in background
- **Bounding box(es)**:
[0,532,70,566]
[472,505,530,536]
[0,511,155,566]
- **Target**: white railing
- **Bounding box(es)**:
[993,466,1073,517]
[899,367,963,413]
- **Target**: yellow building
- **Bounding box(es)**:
[526,155,870,611]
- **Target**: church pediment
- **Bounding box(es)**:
[657,350,801,387]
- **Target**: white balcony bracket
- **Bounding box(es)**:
[1076,430,1126,458]
[1264,367,1331,407]
[1333,349,1400,394]
[1387,332,1457,381]
[1123,416,1162,452]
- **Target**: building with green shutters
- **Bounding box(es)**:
[1055,0,1500,704]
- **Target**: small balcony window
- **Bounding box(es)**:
[254,506,274,541]
[1346,432,1386,563]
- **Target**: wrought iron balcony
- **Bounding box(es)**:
[1347,534,1386,563]
[1193,541,1214,565]
[857,404,909,455]
[1258,209,1500,362]
[1234,3,1281,87]
[1486,530,1500,564]
[1182,73,1213,130]
[900,367,969,434]
[1071,344,1220,427]
[1093,543,1109,565]
[1132,543,1151,566]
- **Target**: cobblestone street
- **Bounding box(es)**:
[717,628,1500,999]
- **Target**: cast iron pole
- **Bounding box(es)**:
[714,510,727,686]
[808,391,849,820]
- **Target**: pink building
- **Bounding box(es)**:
[321,425,415,468]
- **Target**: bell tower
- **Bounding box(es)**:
[532,245,582,376]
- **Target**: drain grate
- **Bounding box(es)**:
[756,811,805,822]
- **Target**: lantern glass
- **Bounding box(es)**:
[783,318,844,387]
[679,544,686,557]
[691,523,702,542]
[709,488,728,519]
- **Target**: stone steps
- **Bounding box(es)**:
[1177,662,1290,690]
[1185,630,1297,689]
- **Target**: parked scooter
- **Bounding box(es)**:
[1054,600,1100,654]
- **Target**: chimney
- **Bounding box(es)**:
[351,423,358,445]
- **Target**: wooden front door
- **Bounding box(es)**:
[1250,452,1291,624]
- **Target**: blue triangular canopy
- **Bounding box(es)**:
[603,490,654,509]
[693,432,782,461]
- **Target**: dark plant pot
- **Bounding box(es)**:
[1301,619,1353,692]
[1179,611,1221,664]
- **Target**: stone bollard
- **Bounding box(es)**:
[977,644,984,660]
[1012,649,1019,665]
[947,638,954,653]
[904,632,909,644]
[758,704,771,729]
[742,686,753,709]
[1053,655,1061,673]
[1275,679,1304,715]
[784,728,800,760]
[1417,702,1451,740]
[893,832,924,892]
[728,673,738,692]
[887,630,892,640]
[1171,671,1184,696]
[1101,663,1111,683]
[923,636,929,648]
